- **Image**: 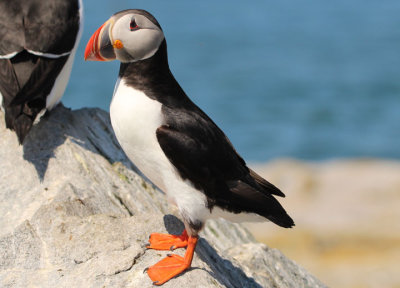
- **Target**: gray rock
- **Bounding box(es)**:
[0,105,326,288]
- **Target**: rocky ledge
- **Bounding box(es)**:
[0,105,326,288]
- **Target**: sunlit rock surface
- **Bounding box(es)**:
[0,105,326,288]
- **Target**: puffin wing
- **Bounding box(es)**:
[8,55,68,107]
[156,109,294,228]
[0,59,19,107]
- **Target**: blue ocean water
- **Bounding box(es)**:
[64,0,400,162]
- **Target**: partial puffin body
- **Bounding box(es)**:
[85,9,294,285]
[0,0,83,143]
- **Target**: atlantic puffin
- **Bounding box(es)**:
[85,9,294,285]
[0,0,83,144]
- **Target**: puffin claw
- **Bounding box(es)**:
[143,267,149,273]
[169,245,176,251]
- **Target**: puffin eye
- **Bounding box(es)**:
[130,18,139,31]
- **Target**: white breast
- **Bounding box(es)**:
[110,78,168,191]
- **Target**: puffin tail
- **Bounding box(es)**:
[249,168,286,197]
[267,208,295,228]
[14,113,34,144]
[5,105,35,144]
[227,179,295,228]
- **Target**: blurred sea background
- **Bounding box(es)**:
[65,1,400,287]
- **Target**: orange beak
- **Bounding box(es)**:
[84,20,116,61]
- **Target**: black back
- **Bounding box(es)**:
[120,40,294,228]
[0,0,80,55]
[0,0,81,144]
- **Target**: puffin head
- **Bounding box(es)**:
[84,9,164,62]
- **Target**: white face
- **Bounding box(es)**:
[110,14,164,62]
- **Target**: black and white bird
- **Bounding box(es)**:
[0,0,83,144]
[85,9,294,285]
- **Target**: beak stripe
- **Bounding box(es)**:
[93,23,106,61]
[84,22,107,61]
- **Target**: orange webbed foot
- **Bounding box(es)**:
[145,234,198,285]
[146,254,188,285]
[146,230,188,251]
